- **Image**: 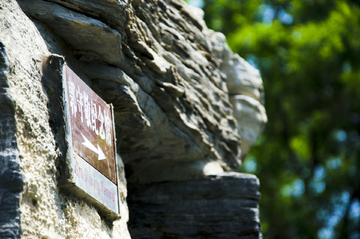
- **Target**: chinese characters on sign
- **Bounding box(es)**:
[65,66,117,184]
[67,78,112,148]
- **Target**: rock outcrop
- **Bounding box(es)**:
[209,32,267,158]
[128,172,261,238]
[18,0,241,177]
[0,0,266,238]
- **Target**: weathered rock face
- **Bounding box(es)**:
[0,0,266,238]
[209,32,267,158]
[18,0,243,179]
[1,1,130,238]
[128,172,261,239]
[0,40,23,239]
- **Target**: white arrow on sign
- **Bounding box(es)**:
[81,133,106,160]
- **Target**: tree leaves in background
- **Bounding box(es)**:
[193,0,360,238]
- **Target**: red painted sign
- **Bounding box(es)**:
[65,66,117,184]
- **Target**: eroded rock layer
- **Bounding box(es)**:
[128,172,261,239]
[18,0,242,178]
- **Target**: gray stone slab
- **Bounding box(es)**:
[128,172,262,239]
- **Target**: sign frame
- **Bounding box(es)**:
[60,64,121,220]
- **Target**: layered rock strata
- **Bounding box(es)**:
[128,172,261,239]
[209,32,267,158]
[18,0,241,179]
[0,0,266,238]
[16,0,266,178]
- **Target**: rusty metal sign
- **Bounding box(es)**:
[61,65,119,217]
[64,66,116,184]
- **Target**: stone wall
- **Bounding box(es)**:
[0,0,266,238]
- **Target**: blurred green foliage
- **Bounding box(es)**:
[195,0,360,238]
